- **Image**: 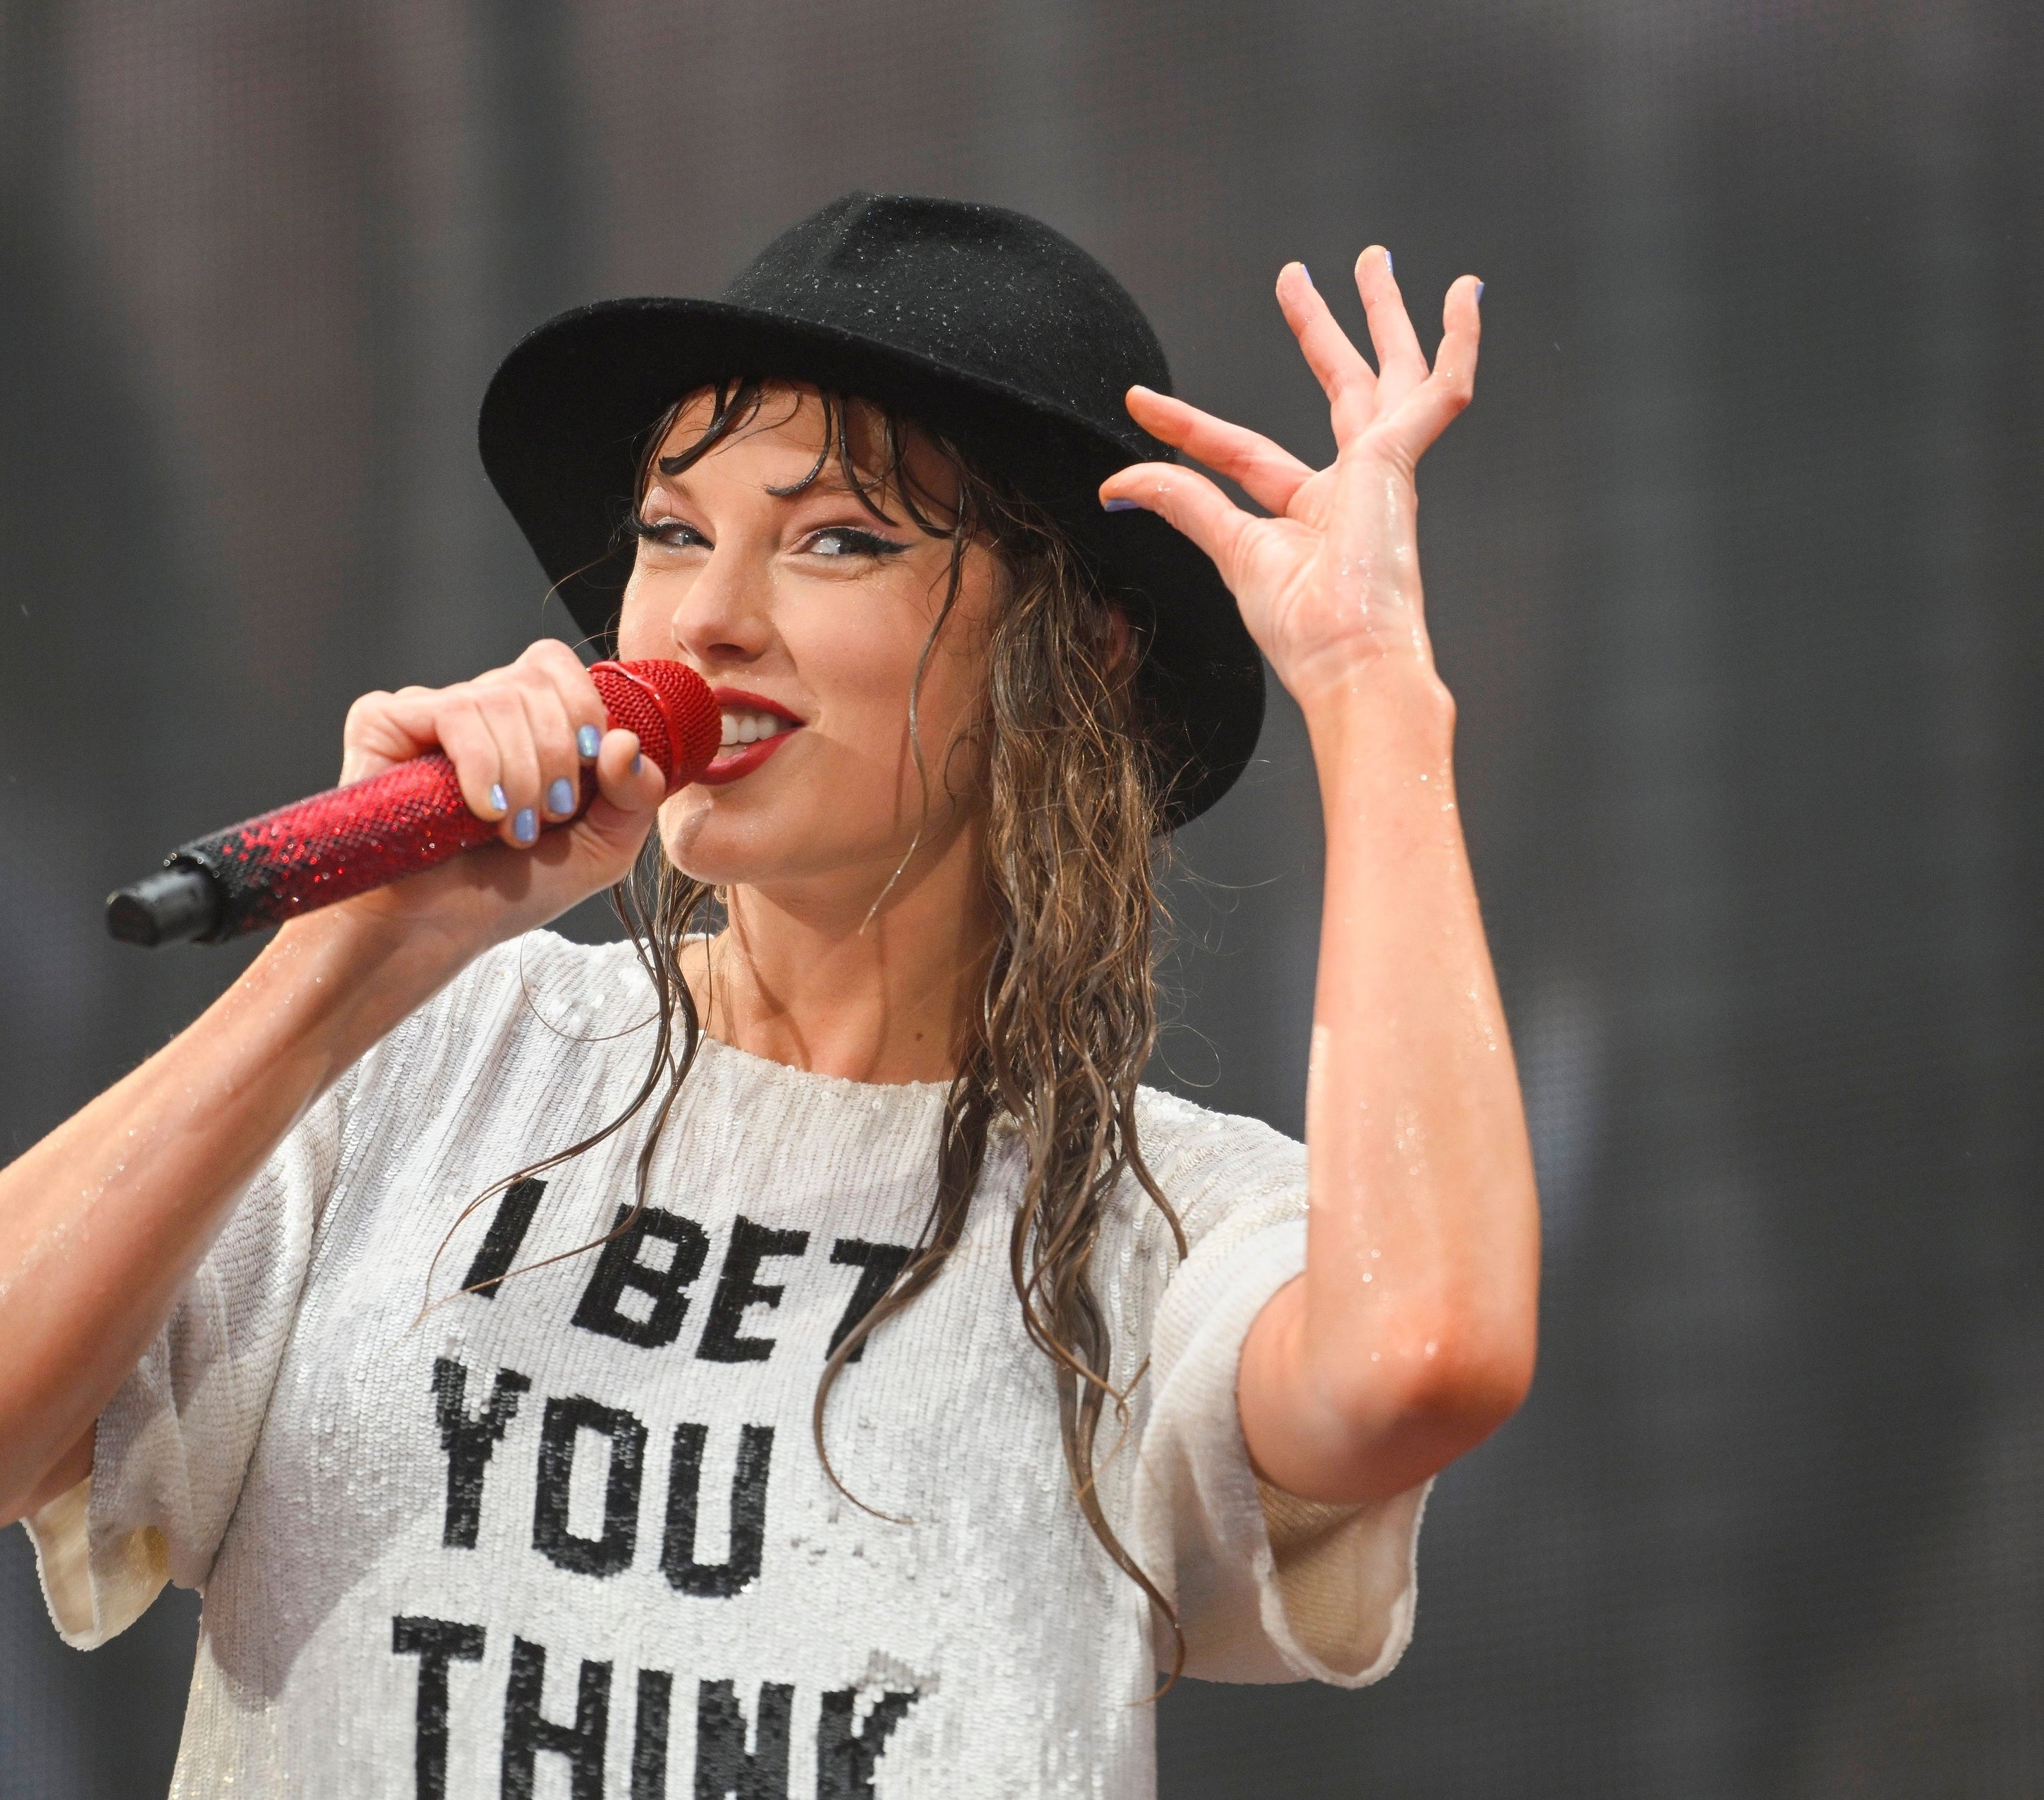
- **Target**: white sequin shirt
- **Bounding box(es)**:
[28,933,1426,1798]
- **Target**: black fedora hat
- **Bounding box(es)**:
[478,192,1263,824]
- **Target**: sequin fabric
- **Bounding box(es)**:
[173,662,719,939]
[27,935,1425,1797]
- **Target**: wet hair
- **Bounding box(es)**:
[449,378,1190,1679]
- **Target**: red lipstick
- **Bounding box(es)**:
[694,688,805,787]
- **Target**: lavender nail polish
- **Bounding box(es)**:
[576,724,601,760]
[1103,497,1142,513]
[1475,280,1486,304]
[488,783,508,815]
[1301,263,1313,287]
[1385,249,1394,275]
[547,777,574,817]
[512,807,538,845]
[631,753,644,776]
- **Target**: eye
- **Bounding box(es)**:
[633,515,709,550]
[801,526,910,560]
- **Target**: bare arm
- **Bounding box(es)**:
[0,640,663,1525]
[1101,252,1540,1506]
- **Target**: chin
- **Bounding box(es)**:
[657,788,967,898]
[656,793,838,890]
[657,801,776,889]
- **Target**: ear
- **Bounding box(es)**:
[1105,604,1134,676]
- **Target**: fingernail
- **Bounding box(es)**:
[488,783,508,815]
[1475,280,1485,304]
[1103,497,1143,513]
[576,724,601,760]
[512,807,538,845]
[547,776,575,817]
[1385,249,1394,275]
[631,753,645,776]
[1301,263,1313,287]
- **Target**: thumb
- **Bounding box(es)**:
[567,729,668,865]
[1098,464,1261,592]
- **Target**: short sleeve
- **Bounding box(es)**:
[1126,1103,1430,1688]
[24,1084,345,1649]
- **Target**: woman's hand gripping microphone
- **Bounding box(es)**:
[109,641,721,948]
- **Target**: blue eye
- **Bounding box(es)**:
[634,516,707,549]
[807,527,908,559]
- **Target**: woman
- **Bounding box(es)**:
[1,195,1537,1796]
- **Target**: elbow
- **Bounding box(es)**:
[1241,1275,1539,1503]
[1444,1310,1537,1428]
[1308,1320,1536,1500]
[1362,1325,1532,1448]
[1425,1334,1535,1449]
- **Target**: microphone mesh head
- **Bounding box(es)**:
[590,659,721,786]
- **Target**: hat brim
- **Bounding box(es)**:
[478,297,1264,826]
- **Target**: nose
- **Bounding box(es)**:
[666,543,774,669]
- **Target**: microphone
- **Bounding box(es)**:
[106,659,721,948]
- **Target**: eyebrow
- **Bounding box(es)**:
[640,472,912,534]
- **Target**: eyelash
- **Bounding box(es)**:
[630,517,908,560]
[630,516,707,550]
[806,526,910,559]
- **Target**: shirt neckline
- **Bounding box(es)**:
[692,1029,955,1101]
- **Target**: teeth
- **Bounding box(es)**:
[719,710,790,750]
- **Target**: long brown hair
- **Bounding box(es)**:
[455,379,1190,1673]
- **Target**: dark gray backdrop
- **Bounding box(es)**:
[3,1,2040,1794]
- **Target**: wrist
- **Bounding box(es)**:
[258,905,475,1076]
[1296,657,1456,762]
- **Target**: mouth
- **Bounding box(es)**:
[693,688,805,787]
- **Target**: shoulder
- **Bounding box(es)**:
[1133,1084,1305,1183]
[1129,1086,1306,1247]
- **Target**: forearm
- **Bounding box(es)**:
[1241,659,1540,1502]
[0,909,464,1521]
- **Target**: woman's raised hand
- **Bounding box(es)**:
[1109,255,1535,1507]
[1099,249,1480,711]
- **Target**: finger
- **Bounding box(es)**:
[1377,274,1483,466]
[1274,260,1378,442]
[590,728,665,817]
[340,691,406,784]
[1125,385,1318,518]
[520,637,608,783]
[518,640,607,737]
[1097,462,1268,594]
[473,684,543,848]
[430,691,513,829]
[516,728,662,885]
[1355,246,1430,414]
[514,674,583,824]
[340,685,455,783]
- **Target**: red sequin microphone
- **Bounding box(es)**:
[106,659,721,948]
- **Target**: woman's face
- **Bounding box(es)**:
[615,385,1002,898]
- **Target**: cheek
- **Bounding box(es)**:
[615,567,681,662]
[795,585,963,748]
[903,582,998,756]
[846,618,988,793]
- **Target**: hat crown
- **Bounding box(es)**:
[720,194,1171,456]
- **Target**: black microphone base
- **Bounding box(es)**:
[107,863,225,948]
